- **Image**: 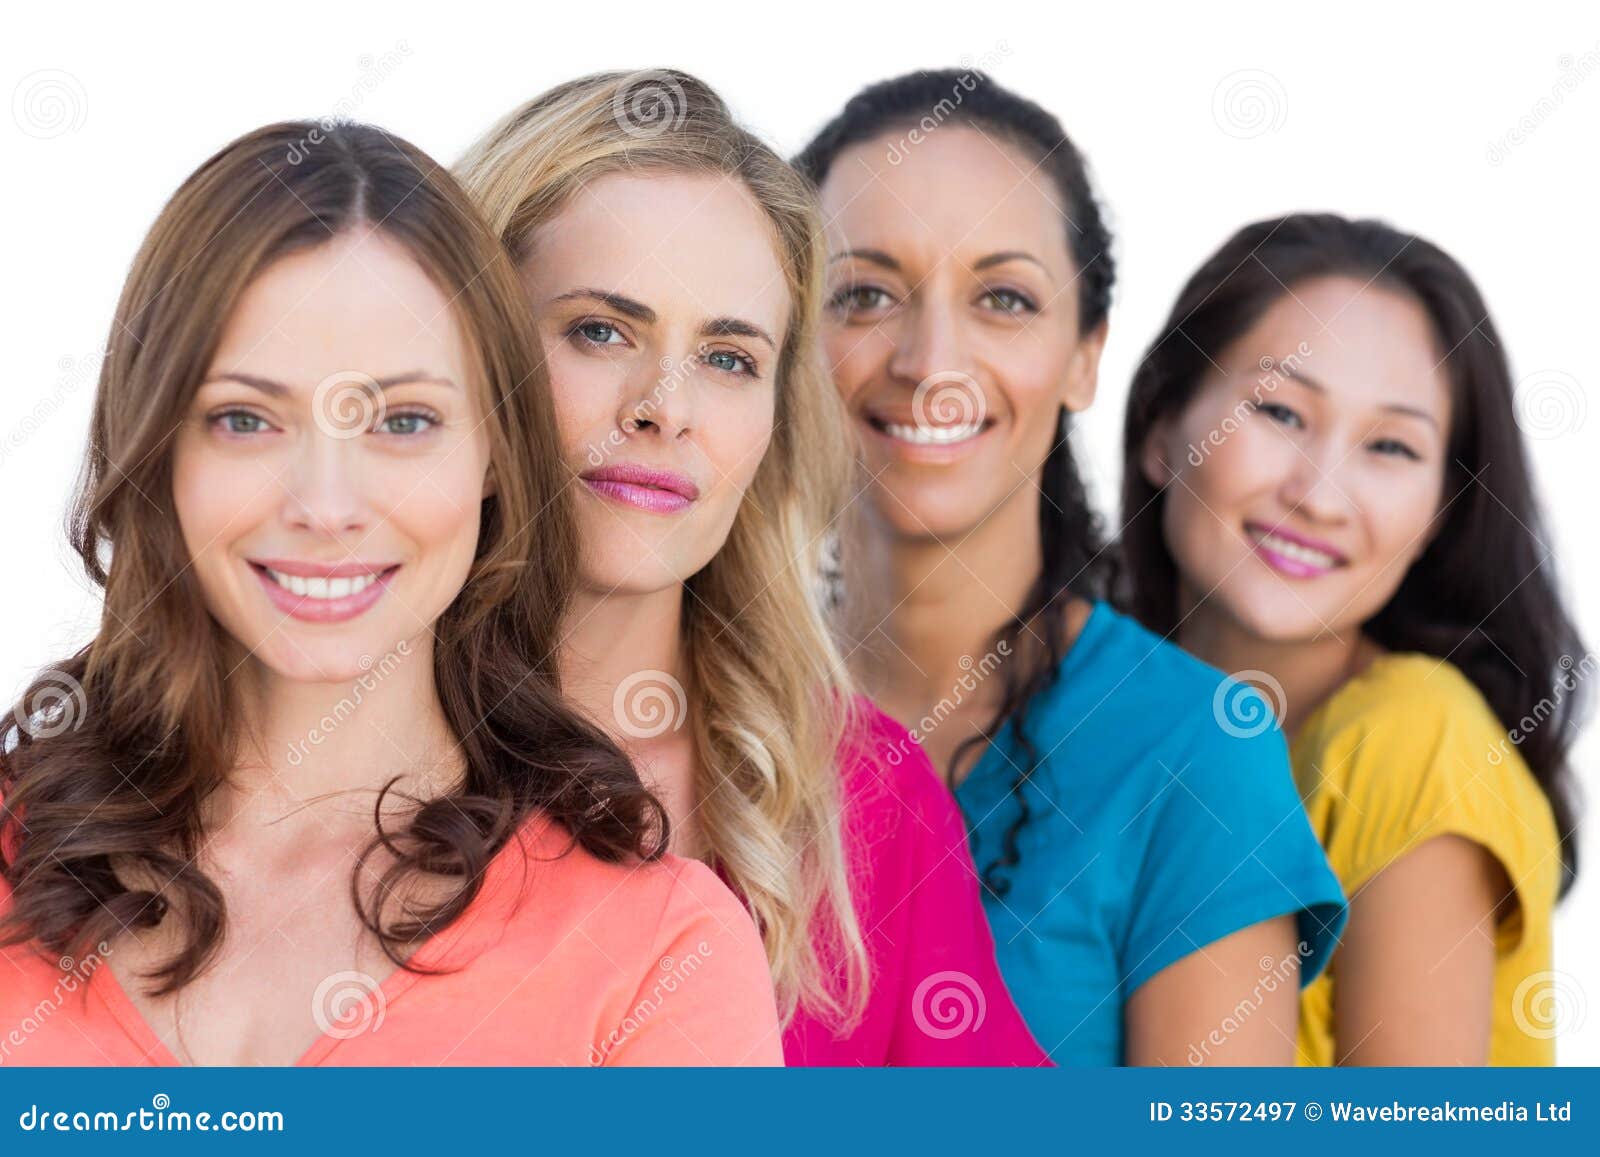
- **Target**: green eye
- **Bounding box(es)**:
[378,412,435,436]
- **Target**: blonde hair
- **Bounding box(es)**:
[456,70,868,1029]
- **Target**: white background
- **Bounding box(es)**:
[5,0,1597,1062]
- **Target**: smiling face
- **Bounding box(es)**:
[1143,275,1453,643]
[816,125,1104,542]
[521,170,787,596]
[171,228,492,683]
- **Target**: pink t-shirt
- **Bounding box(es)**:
[780,701,1049,1066]
[0,815,782,1066]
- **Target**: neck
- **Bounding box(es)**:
[1177,597,1370,737]
[560,583,697,843]
[850,482,1043,713]
[213,634,462,841]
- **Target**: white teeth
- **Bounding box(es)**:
[881,421,984,445]
[1250,529,1340,570]
[264,568,383,599]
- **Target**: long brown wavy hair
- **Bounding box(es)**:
[0,120,667,996]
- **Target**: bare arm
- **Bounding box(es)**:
[1125,915,1300,1065]
[1332,834,1506,1065]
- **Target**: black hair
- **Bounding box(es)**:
[797,70,1117,897]
[1119,212,1586,891]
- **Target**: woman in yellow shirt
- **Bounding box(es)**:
[1118,212,1587,1064]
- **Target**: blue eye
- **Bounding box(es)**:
[574,320,626,346]
[377,410,437,436]
[705,348,758,377]
[211,409,270,436]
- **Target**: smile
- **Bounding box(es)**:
[1245,523,1347,577]
[248,560,402,623]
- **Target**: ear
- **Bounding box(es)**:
[1139,418,1178,489]
[1060,319,1108,413]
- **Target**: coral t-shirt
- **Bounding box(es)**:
[0,815,782,1066]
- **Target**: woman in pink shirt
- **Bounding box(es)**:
[0,119,779,1066]
[457,70,1044,1065]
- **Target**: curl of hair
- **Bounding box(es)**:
[456,71,868,1028]
[0,121,666,996]
[796,70,1118,897]
[1118,212,1586,891]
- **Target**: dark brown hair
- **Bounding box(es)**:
[1119,212,1586,891]
[1,120,667,994]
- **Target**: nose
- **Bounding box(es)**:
[615,349,697,440]
[279,430,371,537]
[1278,436,1357,524]
[886,296,970,389]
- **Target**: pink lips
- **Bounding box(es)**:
[1245,521,1347,579]
[581,463,700,514]
[249,558,401,623]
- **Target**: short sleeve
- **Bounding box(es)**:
[599,859,784,1067]
[1310,663,1559,957]
[1121,701,1347,995]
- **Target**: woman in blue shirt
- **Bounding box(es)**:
[796,70,1347,1064]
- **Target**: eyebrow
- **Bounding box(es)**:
[200,371,458,397]
[1283,367,1440,428]
[829,247,1050,276]
[552,287,777,351]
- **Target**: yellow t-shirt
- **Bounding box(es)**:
[1291,653,1561,1066]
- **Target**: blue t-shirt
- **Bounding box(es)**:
[954,601,1346,1065]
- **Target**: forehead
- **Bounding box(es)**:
[817,124,1072,274]
[207,228,465,384]
[526,170,790,332]
[1235,276,1452,423]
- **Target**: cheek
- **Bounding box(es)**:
[822,322,891,401]
[171,434,273,557]
[705,387,776,492]
[1362,470,1444,569]
[546,345,620,459]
